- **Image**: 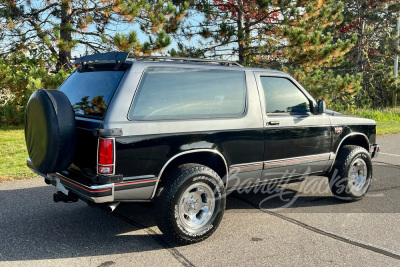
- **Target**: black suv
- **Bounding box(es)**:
[25,52,380,244]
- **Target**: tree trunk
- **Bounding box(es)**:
[237,11,245,64]
[57,0,73,71]
[244,17,251,64]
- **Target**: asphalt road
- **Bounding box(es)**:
[1,134,399,266]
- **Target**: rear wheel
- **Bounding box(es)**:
[328,145,372,201]
[154,164,226,244]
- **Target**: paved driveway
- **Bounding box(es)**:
[0,134,399,266]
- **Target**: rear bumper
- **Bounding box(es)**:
[27,159,156,203]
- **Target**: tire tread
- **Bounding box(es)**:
[329,145,372,201]
[154,164,225,245]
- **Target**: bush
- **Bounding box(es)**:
[0,53,72,125]
[0,102,25,125]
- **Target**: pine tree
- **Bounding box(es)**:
[337,0,400,108]
[0,0,189,70]
[171,0,361,108]
[173,0,354,68]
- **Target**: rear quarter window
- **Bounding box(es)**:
[129,67,246,120]
[59,64,125,118]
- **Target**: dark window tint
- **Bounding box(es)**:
[59,68,125,118]
[260,77,310,114]
[129,68,246,120]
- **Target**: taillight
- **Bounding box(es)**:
[98,138,114,174]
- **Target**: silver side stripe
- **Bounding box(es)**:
[229,153,335,171]
[264,153,333,168]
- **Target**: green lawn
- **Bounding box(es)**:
[0,117,399,182]
[342,108,400,135]
[342,108,400,121]
[376,121,400,135]
[0,125,37,182]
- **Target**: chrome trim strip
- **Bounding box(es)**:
[327,132,370,172]
[123,175,157,181]
[52,173,114,190]
[90,183,115,190]
[150,149,229,199]
[71,190,114,203]
[263,153,332,166]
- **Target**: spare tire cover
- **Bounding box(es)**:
[25,89,76,174]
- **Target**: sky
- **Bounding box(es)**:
[2,0,205,58]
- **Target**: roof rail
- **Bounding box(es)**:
[130,56,243,67]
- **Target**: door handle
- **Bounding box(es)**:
[267,121,280,126]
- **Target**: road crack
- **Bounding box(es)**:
[373,162,400,169]
[232,194,400,261]
[370,185,400,193]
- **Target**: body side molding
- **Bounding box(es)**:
[263,153,333,168]
[150,149,229,199]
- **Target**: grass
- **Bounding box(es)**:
[341,108,400,121]
[342,108,400,135]
[376,121,400,135]
[1,109,399,182]
[0,125,37,182]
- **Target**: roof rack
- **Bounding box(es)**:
[130,56,243,67]
[73,52,129,65]
[72,52,243,67]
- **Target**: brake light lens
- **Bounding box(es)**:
[98,138,114,174]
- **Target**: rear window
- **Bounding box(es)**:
[59,65,125,118]
[129,67,246,120]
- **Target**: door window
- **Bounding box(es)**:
[260,77,310,114]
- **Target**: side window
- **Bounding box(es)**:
[129,67,246,120]
[260,77,310,114]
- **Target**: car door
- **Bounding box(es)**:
[255,73,333,182]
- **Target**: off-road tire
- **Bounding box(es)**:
[154,164,226,245]
[328,145,373,201]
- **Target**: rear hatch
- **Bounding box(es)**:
[58,62,128,179]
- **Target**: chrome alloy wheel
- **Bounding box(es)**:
[177,182,215,232]
[349,158,369,192]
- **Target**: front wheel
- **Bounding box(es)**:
[154,164,226,244]
[328,145,373,201]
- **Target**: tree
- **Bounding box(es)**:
[173,0,354,69]
[0,52,71,124]
[171,0,361,108]
[0,0,189,70]
[338,0,400,108]
[298,68,362,110]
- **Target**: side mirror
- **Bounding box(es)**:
[316,99,326,114]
